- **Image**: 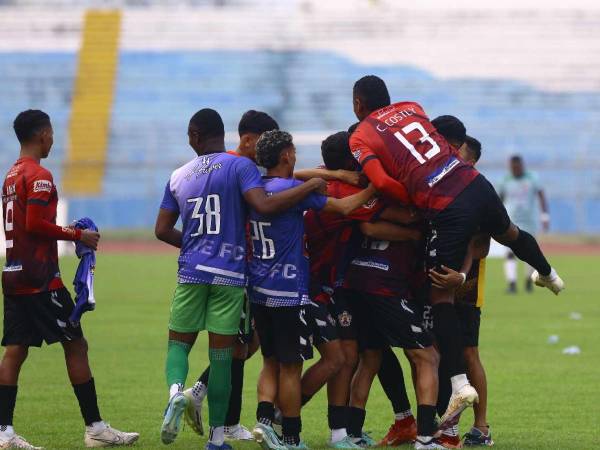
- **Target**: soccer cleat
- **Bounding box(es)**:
[205,443,233,450]
[378,416,417,446]
[414,437,447,449]
[351,432,376,448]
[437,434,461,448]
[224,424,253,440]
[84,423,139,448]
[0,435,43,450]
[439,384,478,431]
[329,436,362,448]
[463,427,494,447]
[160,392,188,444]
[252,423,287,450]
[285,442,309,450]
[183,387,204,436]
[531,269,564,295]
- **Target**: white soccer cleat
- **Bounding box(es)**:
[531,268,564,295]
[414,437,446,449]
[438,383,478,431]
[0,435,43,450]
[224,424,253,440]
[183,387,204,436]
[84,423,139,448]
[160,392,188,444]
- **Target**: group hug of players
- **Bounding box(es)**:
[0,75,564,450]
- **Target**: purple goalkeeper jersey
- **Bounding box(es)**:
[160,152,264,286]
[248,177,327,307]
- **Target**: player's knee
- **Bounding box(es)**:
[325,349,345,374]
[63,337,89,357]
[3,345,29,366]
[233,342,248,360]
[408,346,439,368]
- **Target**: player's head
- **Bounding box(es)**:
[321,131,360,171]
[13,109,53,157]
[188,108,225,155]
[256,130,296,176]
[237,110,279,161]
[353,75,391,121]
[510,154,524,177]
[431,115,466,149]
[460,135,482,165]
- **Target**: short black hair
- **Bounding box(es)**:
[353,75,391,112]
[322,131,353,170]
[465,135,482,162]
[256,130,294,169]
[238,110,279,136]
[13,109,51,143]
[189,108,225,139]
[432,115,466,146]
[510,154,523,163]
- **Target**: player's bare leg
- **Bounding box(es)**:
[348,349,381,446]
[462,347,494,446]
[301,340,344,405]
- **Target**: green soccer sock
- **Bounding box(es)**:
[165,340,192,388]
[207,346,233,427]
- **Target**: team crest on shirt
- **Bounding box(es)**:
[33,179,52,193]
[352,149,362,160]
[338,311,352,327]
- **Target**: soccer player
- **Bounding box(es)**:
[184,109,280,441]
[0,110,139,449]
[248,130,375,450]
[155,109,326,450]
[499,155,550,293]
[349,75,564,448]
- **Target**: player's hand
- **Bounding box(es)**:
[80,229,100,250]
[308,177,328,195]
[336,170,363,187]
[429,265,465,290]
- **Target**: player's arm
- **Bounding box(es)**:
[359,221,421,241]
[471,233,491,259]
[294,168,363,187]
[429,235,482,289]
[243,178,327,215]
[155,208,182,248]
[322,184,377,216]
[538,189,550,232]
[379,205,420,224]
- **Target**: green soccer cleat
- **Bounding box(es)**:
[328,436,362,448]
[285,441,309,450]
[160,392,188,444]
[252,423,287,450]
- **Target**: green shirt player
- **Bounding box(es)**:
[498,155,550,293]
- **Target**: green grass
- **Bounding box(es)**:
[4,253,599,449]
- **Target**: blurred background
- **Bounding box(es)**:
[1,0,600,235]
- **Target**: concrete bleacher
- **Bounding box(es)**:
[1,1,599,232]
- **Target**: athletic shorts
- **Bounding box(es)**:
[237,292,255,344]
[307,301,338,346]
[169,283,244,335]
[346,290,433,352]
[251,304,313,363]
[2,288,84,347]
[329,289,359,340]
[421,304,481,348]
[427,174,511,271]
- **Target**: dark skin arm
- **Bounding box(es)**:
[379,205,420,225]
[322,184,377,216]
[243,178,327,216]
[359,221,422,242]
[155,208,182,248]
[294,168,363,187]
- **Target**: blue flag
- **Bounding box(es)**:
[69,217,97,326]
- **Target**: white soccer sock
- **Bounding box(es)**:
[526,264,535,279]
[191,380,207,401]
[87,421,107,432]
[450,373,469,393]
[395,410,413,421]
[169,383,183,399]
[330,428,347,443]
[504,258,517,282]
[209,426,225,446]
[0,425,15,439]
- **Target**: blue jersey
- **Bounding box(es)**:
[160,152,264,286]
[248,177,327,307]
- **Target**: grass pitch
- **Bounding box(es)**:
[5,252,599,449]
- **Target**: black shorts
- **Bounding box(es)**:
[2,288,84,347]
[421,304,481,348]
[251,303,313,363]
[346,290,433,352]
[238,293,255,345]
[307,301,338,346]
[329,289,359,341]
[427,174,510,271]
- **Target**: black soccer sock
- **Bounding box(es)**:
[347,406,366,438]
[73,378,102,426]
[378,347,411,414]
[328,405,347,430]
[432,303,465,378]
[224,358,245,426]
[282,416,301,446]
[417,405,437,437]
[198,366,210,386]
[436,356,452,417]
[0,385,18,426]
[506,228,551,276]
[256,401,274,426]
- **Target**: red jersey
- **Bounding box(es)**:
[350,101,478,215]
[344,237,418,299]
[2,157,80,295]
[304,180,384,303]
